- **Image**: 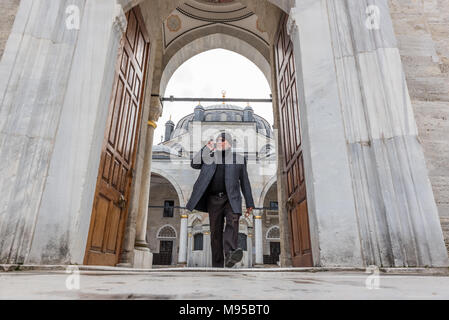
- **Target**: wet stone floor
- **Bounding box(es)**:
[1,270,449,299]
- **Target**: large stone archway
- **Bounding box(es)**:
[120,0,292,15]
[159,33,272,96]
[150,169,186,208]
[0,0,447,268]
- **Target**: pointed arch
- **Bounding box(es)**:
[157,224,178,238]
[266,225,280,240]
[258,175,277,208]
[151,168,186,207]
[159,32,271,98]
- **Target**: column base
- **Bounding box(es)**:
[133,246,153,269]
[116,263,132,268]
[134,239,150,249]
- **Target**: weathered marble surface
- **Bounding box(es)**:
[0,0,125,265]
[326,0,448,266]
[28,0,126,264]
[290,0,364,267]
[0,0,85,264]
[389,0,449,254]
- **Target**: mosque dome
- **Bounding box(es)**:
[169,104,273,140]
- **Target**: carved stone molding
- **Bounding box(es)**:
[149,96,163,121]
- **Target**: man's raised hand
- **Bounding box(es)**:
[206,139,215,151]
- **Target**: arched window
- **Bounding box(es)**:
[220,113,227,121]
[158,225,177,239]
[193,233,203,251]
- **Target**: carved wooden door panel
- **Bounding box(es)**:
[274,14,313,267]
[84,7,150,266]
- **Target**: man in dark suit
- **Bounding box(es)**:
[186,132,255,268]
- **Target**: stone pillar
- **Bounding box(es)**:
[203,231,212,267]
[0,0,126,264]
[133,97,162,268]
[247,232,253,267]
[254,212,263,265]
[178,211,189,265]
[288,0,449,267]
[187,230,193,267]
[286,1,365,267]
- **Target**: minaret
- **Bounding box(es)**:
[243,103,254,122]
[164,116,175,142]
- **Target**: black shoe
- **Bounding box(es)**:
[225,248,243,268]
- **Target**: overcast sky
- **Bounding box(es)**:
[154,49,274,143]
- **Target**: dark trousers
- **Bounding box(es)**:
[207,194,241,268]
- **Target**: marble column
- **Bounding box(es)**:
[133,97,162,268]
[325,0,448,267]
[288,0,448,267]
[203,231,212,267]
[247,232,253,267]
[286,1,365,267]
[0,0,126,264]
[254,212,263,265]
[187,230,193,267]
[178,211,189,265]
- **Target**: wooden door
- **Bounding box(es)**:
[274,14,313,267]
[270,242,281,264]
[159,241,173,265]
[84,7,150,266]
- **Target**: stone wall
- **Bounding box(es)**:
[0,0,20,61]
[389,0,449,253]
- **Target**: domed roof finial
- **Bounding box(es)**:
[222,90,226,105]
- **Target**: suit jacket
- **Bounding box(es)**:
[186,146,255,214]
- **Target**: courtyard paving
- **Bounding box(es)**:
[1,267,449,300]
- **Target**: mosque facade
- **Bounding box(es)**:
[148,104,279,267]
